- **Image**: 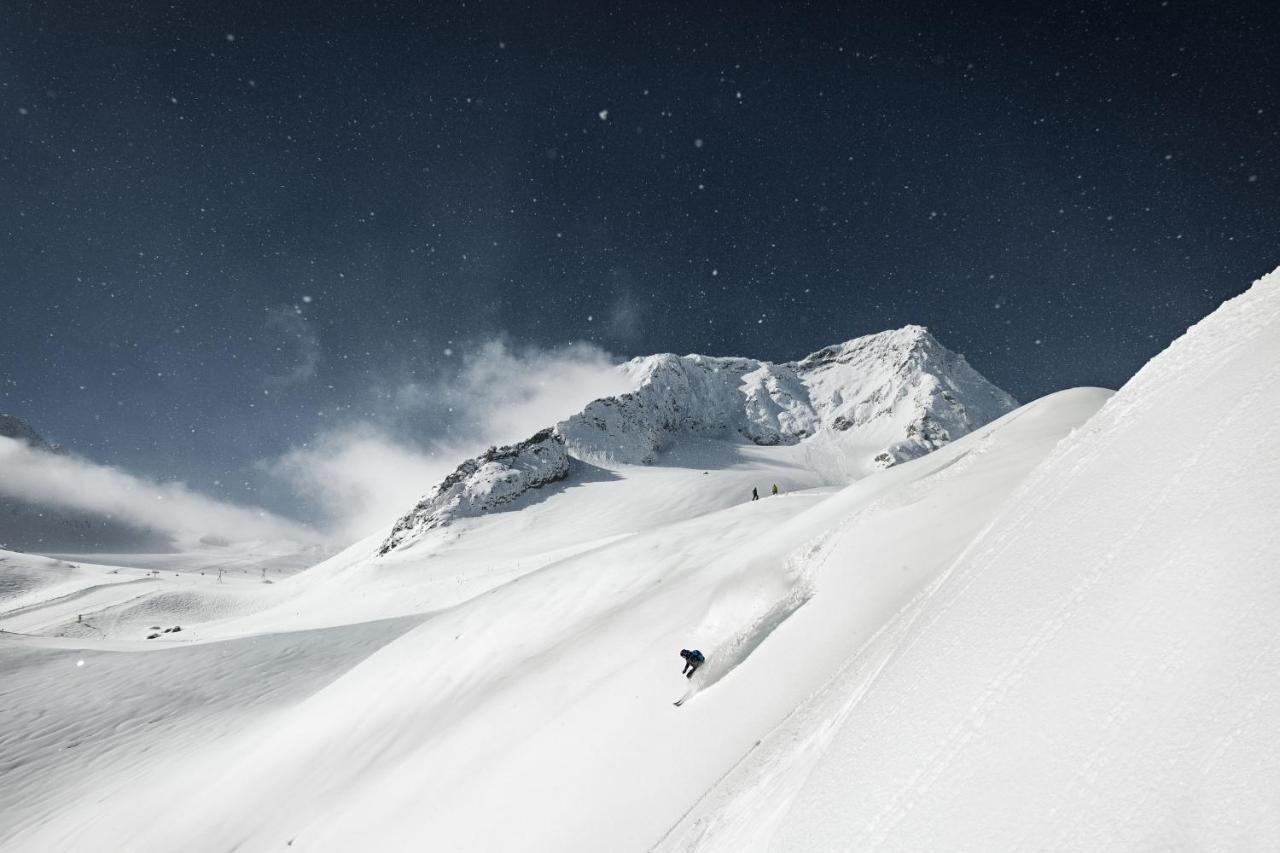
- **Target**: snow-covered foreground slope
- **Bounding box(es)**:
[1,385,1106,851]
[660,270,1280,851]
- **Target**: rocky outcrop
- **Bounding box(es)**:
[380,429,570,554]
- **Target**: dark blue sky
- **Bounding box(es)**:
[2,0,1276,511]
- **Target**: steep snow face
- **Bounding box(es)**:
[559,326,1017,467]
[665,271,1280,851]
[380,429,569,553]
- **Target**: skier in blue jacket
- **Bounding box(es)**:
[680,648,705,678]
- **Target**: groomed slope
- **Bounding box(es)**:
[665,269,1280,851]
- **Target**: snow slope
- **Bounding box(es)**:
[4,272,1274,853]
[660,269,1280,851]
[1,386,1104,851]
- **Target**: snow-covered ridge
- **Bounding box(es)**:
[560,325,1017,466]
[380,327,1015,554]
[379,429,569,554]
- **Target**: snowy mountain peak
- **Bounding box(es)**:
[790,323,933,372]
[558,325,1016,466]
[790,325,1019,461]
[380,327,1016,554]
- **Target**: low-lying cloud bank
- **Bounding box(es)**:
[268,340,635,541]
[0,341,635,551]
[0,436,316,550]
[265,425,454,544]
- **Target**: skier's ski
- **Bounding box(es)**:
[673,687,694,707]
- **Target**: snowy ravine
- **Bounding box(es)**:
[1,271,1276,853]
[382,325,1016,552]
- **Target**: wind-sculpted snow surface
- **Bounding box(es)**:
[559,326,1017,466]
[379,428,569,553]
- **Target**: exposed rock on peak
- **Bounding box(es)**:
[379,429,570,554]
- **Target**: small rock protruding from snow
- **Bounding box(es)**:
[380,429,570,554]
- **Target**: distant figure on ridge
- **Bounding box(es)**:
[771,483,779,496]
[680,649,705,678]
[751,487,759,501]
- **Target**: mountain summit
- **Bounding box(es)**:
[381,327,1016,553]
[562,325,1015,466]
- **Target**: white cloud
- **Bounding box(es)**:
[264,425,457,543]
[397,340,634,446]
[267,340,635,540]
[0,437,316,549]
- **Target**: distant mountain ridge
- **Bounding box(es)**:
[381,327,1017,553]
[0,414,58,453]
[0,414,174,553]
